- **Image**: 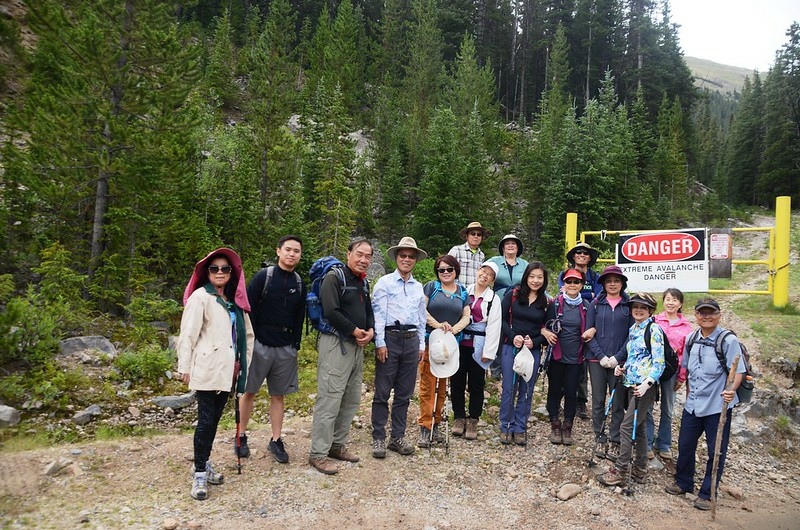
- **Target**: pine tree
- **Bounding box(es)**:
[723,74,765,204]
[206,9,239,108]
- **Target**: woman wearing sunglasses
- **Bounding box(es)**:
[546,268,590,445]
[418,255,470,447]
[499,261,557,445]
[177,248,254,501]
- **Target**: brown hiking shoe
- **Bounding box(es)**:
[597,466,626,486]
[451,418,465,436]
[549,420,562,444]
[464,419,478,440]
[499,431,511,445]
[328,445,360,463]
[561,420,574,445]
[632,466,647,484]
[309,456,338,475]
[513,431,527,446]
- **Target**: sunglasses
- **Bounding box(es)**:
[573,250,590,256]
[468,231,483,237]
[397,253,417,260]
[563,279,582,285]
[437,267,456,274]
[208,265,232,274]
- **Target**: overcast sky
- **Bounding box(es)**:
[668,0,799,72]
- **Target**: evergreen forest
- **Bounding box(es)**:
[0,0,798,348]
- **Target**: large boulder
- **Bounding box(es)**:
[0,405,21,427]
[152,392,196,410]
[59,336,117,358]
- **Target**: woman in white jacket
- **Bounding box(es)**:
[451,262,502,440]
[177,247,254,501]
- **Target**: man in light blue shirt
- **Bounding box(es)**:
[370,237,427,458]
[665,298,746,511]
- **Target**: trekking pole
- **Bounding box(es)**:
[624,395,640,496]
[430,376,439,449]
[589,386,617,467]
[711,353,740,521]
[231,360,242,475]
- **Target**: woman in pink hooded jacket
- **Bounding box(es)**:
[647,288,692,460]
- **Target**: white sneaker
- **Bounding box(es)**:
[191,471,208,500]
[206,461,224,485]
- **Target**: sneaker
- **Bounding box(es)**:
[388,437,415,455]
[328,445,360,462]
[432,424,445,444]
[499,431,511,445]
[694,497,712,511]
[597,467,626,486]
[657,448,673,460]
[665,483,690,496]
[606,443,620,462]
[309,456,338,475]
[451,418,466,437]
[372,439,386,459]
[205,462,224,485]
[234,433,250,458]
[191,471,208,500]
[269,438,289,464]
[418,427,432,448]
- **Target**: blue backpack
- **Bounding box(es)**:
[306,256,369,335]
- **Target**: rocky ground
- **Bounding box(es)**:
[1,215,799,529]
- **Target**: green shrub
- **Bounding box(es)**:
[113,345,175,387]
[0,288,61,368]
[121,294,182,347]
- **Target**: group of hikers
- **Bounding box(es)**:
[175,222,747,511]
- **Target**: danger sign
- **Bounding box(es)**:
[616,229,708,293]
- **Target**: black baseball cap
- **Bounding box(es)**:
[694,298,721,312]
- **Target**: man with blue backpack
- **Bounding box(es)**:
[308,238,375,475]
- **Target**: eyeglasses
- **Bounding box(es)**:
[437,267,455,274]
[563,279,582,285]
[574,250,590,256]
[397,253,417,260]
[208,265,232,274]
[696,310,720,318]
[468,231,483,237]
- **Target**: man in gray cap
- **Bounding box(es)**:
[665,298,745,511]
[370,237,427,458]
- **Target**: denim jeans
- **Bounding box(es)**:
[499,344,539,433]
[674,408,733,500]
[646,374,676,451]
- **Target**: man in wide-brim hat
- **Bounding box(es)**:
[369,236,427,459]
[449,221,488,286]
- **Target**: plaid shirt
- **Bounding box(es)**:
[448,242,484,286]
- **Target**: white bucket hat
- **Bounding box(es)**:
[428,328,460,378]
[512,346,535,383]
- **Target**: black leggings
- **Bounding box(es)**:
[451,345,487,419]
[546,361,580,422]
[194,390,230,472]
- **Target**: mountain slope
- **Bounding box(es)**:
[685,56,757,94]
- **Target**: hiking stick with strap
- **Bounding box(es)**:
[589,385,617,467]
[711,353,740,521]
[230,321,242,475]
[624,395,640,496]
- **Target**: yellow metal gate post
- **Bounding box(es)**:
[773,196,791,308]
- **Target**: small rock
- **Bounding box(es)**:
[257,505,269,517]
[120,506,131,513]
[70,449,83,455]
[152,392,196,410]
[78,510,91,523]
[0,405,21,427]
[44,458,72,476]
[187,521,203,529]
[590,506,601,516]
[556,483,582,501]
[162,518,179,530]
[720,484,745,500]
[165,407,175,418]
[128,406,141,418]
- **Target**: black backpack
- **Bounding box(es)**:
[643,320,679,385]
[685,329,754,404]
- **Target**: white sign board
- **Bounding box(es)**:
[616,229,709,293]
[709,233,731,260]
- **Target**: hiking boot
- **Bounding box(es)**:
[499,431,511,445]
[513,431,527,446]
[657,448,673,460]
[205,461,224,485]
[372,439,386,459]
[418,427,432,448]
[451,418,466,437]
[577,402,589,420]
[606,442,620,461]
[647,449,655,460]
[597,467,626,486]
[549,420,562,444]
[665,483,690,496]
[328,445,360,462]
[632,466,648,484]
[309,456,338,475]
[561,420,574,445]
[432,424,445,444]
[388,437,415,455]
[594,443,608,460]
[694,497,712,511]
[464,419,478,440]
[191,471,208,500]
[234,433,250,458]
[269,438,289,464]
